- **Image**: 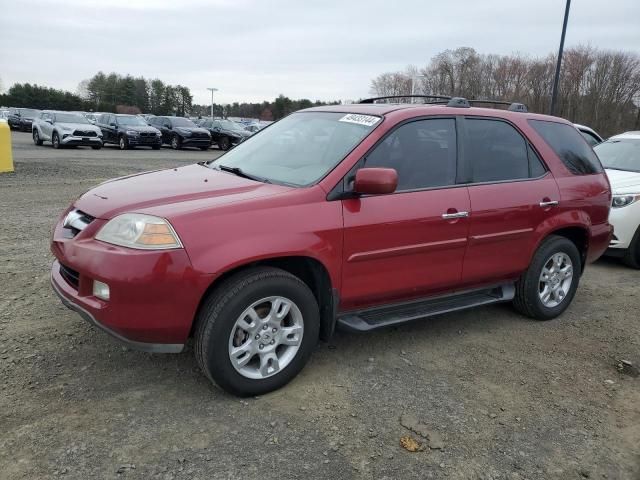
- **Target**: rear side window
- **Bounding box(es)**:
[529,120,603,175]
[365,118,457,190]
[464,119,530,182]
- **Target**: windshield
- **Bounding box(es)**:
[55,113,89,124]
[208,111,380,186]
[118,116,148,126]
[595,139,640,173]
[219,119,245,131]
[18,108,39,117]
[170,117,197,128]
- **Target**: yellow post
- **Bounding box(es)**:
[0,122,14,173]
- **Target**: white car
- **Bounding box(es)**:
[595,132,640,267]
[32,111,103,149]
[574,123,604,147]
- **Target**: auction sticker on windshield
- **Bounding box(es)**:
[339,114,381,127]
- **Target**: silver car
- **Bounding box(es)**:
[33,111,103,149]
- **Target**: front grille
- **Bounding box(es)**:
[191,132,209,139]
[60,264,80,289]
[63,209,95,237]
[73,130,97,137]
[139,132,155,137]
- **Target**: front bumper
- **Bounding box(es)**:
[50,215,215,352]
[127,135,162,146]
[61,134,103,146]
[181,137,211,147]
[607,202,640,250]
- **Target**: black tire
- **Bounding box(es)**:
[622,227,640,269]
[152,144,161,150]
[32,129,43,146]
[52,132,61,149]
[91,145,102,150]
[195,267,320,396]
[171,134,182,150]
[118,135,129,150]
[199,145,209,151]
[218,136,231,151]
[513,235,581,320]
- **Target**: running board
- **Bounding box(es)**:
[337,284,515,332]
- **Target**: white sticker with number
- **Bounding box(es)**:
[338,114,381,127]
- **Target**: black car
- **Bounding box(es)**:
[197,118,252,151]
[8,108,40,131]
[97,114,162,150]
[148,116,211,150]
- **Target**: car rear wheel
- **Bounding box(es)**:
[513,235,581,320]
[91,145,102,150]
[195,267,320,396]
[152,145,161,150]
[52,132,61,149]
[119,135,129,150]
[218,136,231,151]
[171,135,182,150]
[622,227,640,269]
[32,129,43,146]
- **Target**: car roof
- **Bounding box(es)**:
[301,103,569,123]
[610,131,640,140]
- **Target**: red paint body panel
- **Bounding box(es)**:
[50,104,613,348]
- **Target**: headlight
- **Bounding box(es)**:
[125,130,139,136]
[95,213,182,250]
[155,131,161,136]
[612,194,640,208]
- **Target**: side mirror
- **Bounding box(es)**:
[353,168,398,195]
[45,119,53,124]
[109,122,117,127]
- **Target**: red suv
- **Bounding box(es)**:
[50,97,612,396]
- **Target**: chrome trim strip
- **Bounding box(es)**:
[50,271,184,354]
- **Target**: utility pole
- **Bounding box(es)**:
[550,0,571,116]
[207,87,218,119]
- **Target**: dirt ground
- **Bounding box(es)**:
[1,131,639,480]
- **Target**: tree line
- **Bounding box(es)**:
[190,95,340,120]
[370,46,640,137]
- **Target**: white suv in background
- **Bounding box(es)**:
[595,132,640,267]
[32,111,103,149]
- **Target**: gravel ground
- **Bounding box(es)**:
[1,131,639,480]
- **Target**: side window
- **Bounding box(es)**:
[529,120,603,175]
[465,119,529,183]
[579,130,600,147]
[365,118,457,191]
[528,144,547,177]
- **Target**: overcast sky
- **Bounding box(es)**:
[1,0,639,105]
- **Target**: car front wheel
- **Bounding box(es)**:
[195,267,320,396]
[513,235,581,320]
[622,227,640,269]
[218,136,231,151]
[119,135,129,150]
[33,129,43,146]
[171,135,182,150]
[52,132,61,149]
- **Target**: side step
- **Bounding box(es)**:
[337,284,515,332]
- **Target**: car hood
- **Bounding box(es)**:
[121,125,159,133]
[57,122,101,131]
[74,163,290,219]
[175,127,209,134]
[605,168,640,193]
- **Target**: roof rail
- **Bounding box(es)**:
[447,97,470,108]
[467,99,528,112]
[359,95,451,104]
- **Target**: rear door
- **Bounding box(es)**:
[341,117,471,310]
[460,117,559,286]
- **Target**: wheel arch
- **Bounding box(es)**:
[191,255,337,341]
[538,225,589,273]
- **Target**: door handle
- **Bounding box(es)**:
[539,200,559,208]
[442,211,469,220]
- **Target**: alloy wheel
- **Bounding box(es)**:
[538,253,573,308]
[228,296,304,380]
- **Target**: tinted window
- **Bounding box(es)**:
[365,119,457,190]
[579,130,601,147]
[528,144,547,177]
[529,120,603,175]
[464,119,530,182]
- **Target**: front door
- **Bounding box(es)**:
[341,118,470,311]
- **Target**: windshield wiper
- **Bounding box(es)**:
[216,164,270,183]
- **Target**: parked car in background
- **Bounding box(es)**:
[244,123,264,134]
[50,98,612,396]
[97,113,162,150]
[32,110,103,149]
[595,132,640,267]
[197,118,252,150]
[85,112,107,124]
[0,110,9,122]
[7,108,40,131]
[147,116,211,150]
[575,124,604,147]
